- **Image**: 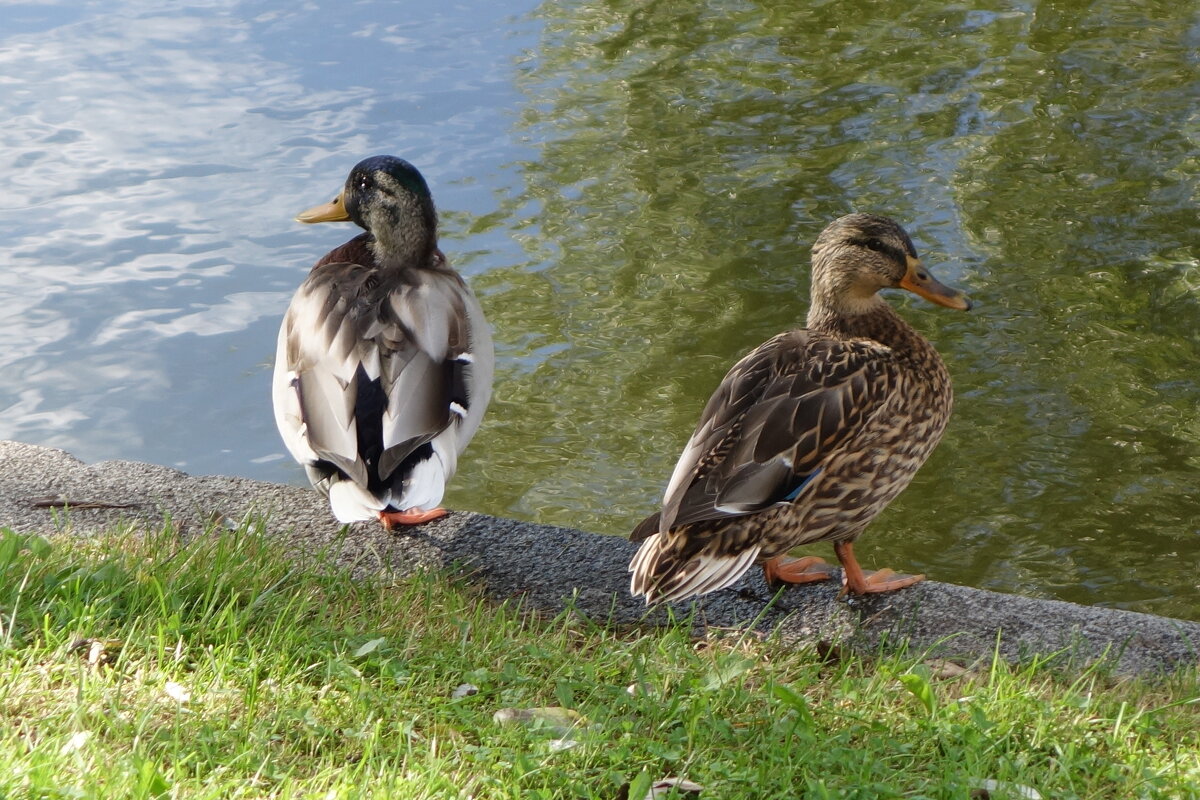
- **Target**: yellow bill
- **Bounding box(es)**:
[295,189,350,224]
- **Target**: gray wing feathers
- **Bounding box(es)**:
[386,272,493,459]
[390,283,458,362]
[456,293,494,447]
[273,283,365,480]
[381,351,443,451]
[274,263,494,496]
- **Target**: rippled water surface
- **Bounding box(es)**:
[2,0,1197,619]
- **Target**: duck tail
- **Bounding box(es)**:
[628,531,761,606]
[629,511,662,543]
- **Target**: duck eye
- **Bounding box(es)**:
[358,177,370,190]
[863,239,886,253]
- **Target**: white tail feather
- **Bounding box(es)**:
[328,480,389,523]
[629,533,762,605]
[394,446,448,511]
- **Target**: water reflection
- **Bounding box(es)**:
[462,0,1200,619]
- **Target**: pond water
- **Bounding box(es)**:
[1,0,1197,620]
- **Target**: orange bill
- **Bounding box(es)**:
[898,256,972,310]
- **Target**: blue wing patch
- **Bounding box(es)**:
[783,467,823,501]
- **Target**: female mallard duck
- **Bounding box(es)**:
[629,213,970,604]
[272,155,493,529]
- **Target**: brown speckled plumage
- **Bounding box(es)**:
[629,214,970,604]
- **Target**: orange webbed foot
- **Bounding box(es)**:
[840,567,925,596]
[834,541,924,596]
[762,555,839,587]
[378,507,448,530]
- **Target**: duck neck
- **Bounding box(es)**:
[806,295,929,356]
[369,226,437,270]
[362,198,439,269]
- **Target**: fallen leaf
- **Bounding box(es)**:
[69,638,123,668]
[89,641,117,667]
[60,731,92,755]
[452,683,479,699]
[925,659,976,680]
[163,681,191,703]
[353,637,386,658]
[492,706,587,737]
[970,778,1042,799]
[644,778,704,798]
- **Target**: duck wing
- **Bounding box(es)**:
[634,330,896,540]
[273,239,492,500]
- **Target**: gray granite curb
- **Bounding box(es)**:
[2,440,1197,676]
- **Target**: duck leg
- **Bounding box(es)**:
[378,508,448,530]
[834,541,924,595]
[762,555,839,587]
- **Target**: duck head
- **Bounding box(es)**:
[296,155,438,265]
[810,213,972,315]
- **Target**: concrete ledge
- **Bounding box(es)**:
[1,440,1197,676]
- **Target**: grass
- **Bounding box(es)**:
[0,520,1197,799]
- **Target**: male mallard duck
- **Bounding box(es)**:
[629,213,970,604]
[272,155,493,529]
